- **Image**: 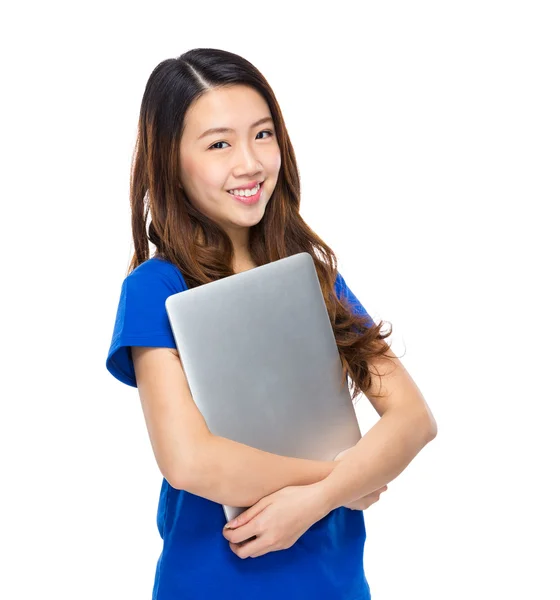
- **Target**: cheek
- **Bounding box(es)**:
[269,149,281,174]
[201,163,227,191]
[182,161,222,195]
[264,149,282,177]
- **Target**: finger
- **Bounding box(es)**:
[248,546,274,558]
[230,536,270,560]
[224,499,269,531]
[353,491,382,510]
[227,523,260,544]
[344,483,389,510]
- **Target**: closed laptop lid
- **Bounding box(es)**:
[164,252,362,463]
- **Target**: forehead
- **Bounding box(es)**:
[182,85,271,136]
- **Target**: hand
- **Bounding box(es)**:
[222,484,328,559]
[339,484,388,510]
[334,448,388,511]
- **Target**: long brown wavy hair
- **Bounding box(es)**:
[126,47,394,404]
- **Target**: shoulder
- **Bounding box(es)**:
[106,257,186,388]
[334,271,347,297]
[334,270,375,325]
[126,256,187,293]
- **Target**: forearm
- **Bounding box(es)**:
[179,434,337,507]
[316,408,436,512]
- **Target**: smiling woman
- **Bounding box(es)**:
[105,46,432,600]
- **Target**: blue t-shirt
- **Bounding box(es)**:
[106,256,374,600]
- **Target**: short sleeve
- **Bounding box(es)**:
[335,271,376,328]
[106,260,186,388]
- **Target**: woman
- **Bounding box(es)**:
[106,47,437,600]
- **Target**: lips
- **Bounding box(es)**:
[227,180,264,193]
[228,184,263,205]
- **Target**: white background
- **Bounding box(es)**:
[2,1,559,598]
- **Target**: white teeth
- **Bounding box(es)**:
[228,182,260,197]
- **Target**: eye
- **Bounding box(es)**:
[257,129,274,140]
[209,140,229,150]
[209,129,275,150]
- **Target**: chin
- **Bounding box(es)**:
[237,214,265,228]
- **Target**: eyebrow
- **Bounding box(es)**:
[196,116,274,140]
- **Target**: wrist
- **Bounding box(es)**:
[309,477,339,519]
[315,459,338,481]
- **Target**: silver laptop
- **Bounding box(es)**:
[164,252,362,522]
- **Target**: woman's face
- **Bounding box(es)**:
[178,85,281,241]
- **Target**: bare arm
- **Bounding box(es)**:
[317,406,435,512]
[182,434,337,507]
[131,346,336,508]
[315,347,438,511]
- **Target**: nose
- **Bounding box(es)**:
[232,141,263,179]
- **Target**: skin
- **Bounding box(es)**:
[222,449,388,559]
[178,84,282,273]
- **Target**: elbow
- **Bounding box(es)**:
[164,457,197,491]
[426,421,437,442]
[408,404,437,444]
[166,435,213,492]
[423,409,438,441]
[172,463,248,507]
[167,436,252,507]
[167,463,199,492]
